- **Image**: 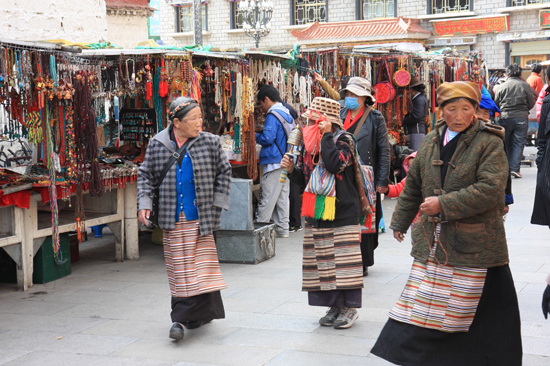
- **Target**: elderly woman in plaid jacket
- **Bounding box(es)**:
[137,97,231,342]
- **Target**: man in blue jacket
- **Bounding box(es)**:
[255,85,294,238]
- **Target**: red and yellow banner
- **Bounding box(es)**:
[432,15,509,37]
[541,10,550,28]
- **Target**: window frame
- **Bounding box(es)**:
[428,0,472,15]
[175,3,208,33]
[356,0,397,20]
[290,0,329,26]
[230,1,245,29]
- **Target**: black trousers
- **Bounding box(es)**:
[289,180,302,228]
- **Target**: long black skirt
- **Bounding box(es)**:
[370,265,522,366]
[171,291,225,323]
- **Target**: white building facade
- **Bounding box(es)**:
[0,0,109,43]
[157,0,550,69]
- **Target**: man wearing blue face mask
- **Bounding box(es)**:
[339,77,391,277]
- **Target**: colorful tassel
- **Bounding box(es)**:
[322,196,336,221]
[314,195,326,219]
[301,191,317,218]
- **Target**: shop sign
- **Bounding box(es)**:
[432,15,509,37]
[541,10,550,29]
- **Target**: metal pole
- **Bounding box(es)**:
[193,0,202,46]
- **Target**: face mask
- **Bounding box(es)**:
[345,97,360,110]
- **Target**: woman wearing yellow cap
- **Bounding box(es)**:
[371,81,521,365]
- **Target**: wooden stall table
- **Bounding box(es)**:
[0,178,139,291]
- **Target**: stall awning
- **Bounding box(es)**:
[291,17,431,46]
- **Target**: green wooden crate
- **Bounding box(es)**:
[33,233,71,284]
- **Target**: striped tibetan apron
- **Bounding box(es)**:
[163,213,227,298]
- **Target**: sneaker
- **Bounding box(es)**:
[511,171,522,178]
[276,232,289,238]
[319,307,340,326]
[289,226,303,233]
[333,307,358,329]
[169,322,184,340]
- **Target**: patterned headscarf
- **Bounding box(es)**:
[168,99,198,122]
[436,81,481,107]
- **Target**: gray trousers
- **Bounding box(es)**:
[407,133,425,151]
[255,168,290,235]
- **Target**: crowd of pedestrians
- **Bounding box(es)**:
[136,67,550,366]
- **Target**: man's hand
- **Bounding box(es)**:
[281,154,294,173]
[138,209,152,226]
[420,196,441,216]
[393,230,405,242]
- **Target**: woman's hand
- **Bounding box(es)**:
[376,185,388,194]
[420,196,441,216]
[138,209,152,226]
[281,154,294,173]
[318,119,332,134]
[393,230,405,242]
[312,71,324,83]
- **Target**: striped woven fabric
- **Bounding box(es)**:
[163,213,227,298]
[389,226,487,332]
[302,225,363,292]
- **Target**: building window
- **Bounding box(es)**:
[431,0,470,14]
[512,0,550,5]
[293,0,327,26]
[231,1,245,29]
[176,4,207,32]
[359,0,395,20]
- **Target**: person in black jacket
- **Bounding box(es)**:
[339,77,391,276]
[282,97,364,329]
[403,76,429,151]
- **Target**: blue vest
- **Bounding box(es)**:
[175,150,198,222]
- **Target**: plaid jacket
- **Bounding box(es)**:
[137,128,231,235]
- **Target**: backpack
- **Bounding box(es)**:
[269,109,297,157]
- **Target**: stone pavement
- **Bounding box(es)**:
[1,149,549,366]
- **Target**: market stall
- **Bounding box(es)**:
[0,38,304,288]
[300,47,489,144]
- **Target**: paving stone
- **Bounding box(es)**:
[220,328,370,356]
[264,349,372,366]
[112,338,282,365]
[0,348,32,365]
[0,330,137,355]
[0,351,173,366]
[0,313,107,334]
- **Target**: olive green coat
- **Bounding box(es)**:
[390,118,509,268]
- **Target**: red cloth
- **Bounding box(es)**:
[387,178,406,198]
[0,190,32,209]
[343,105,365,130]
[526,73,543,94]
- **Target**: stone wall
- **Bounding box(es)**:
[159,0,360,50]
[107,9,151,48]
[0,0,109,43]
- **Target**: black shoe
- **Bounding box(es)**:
[289,226,303,233]
[169,322,184,340]
[184,319,212,329]
[363,267,369,277]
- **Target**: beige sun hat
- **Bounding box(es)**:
[301,97,343,128]
[339,77,375,103]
